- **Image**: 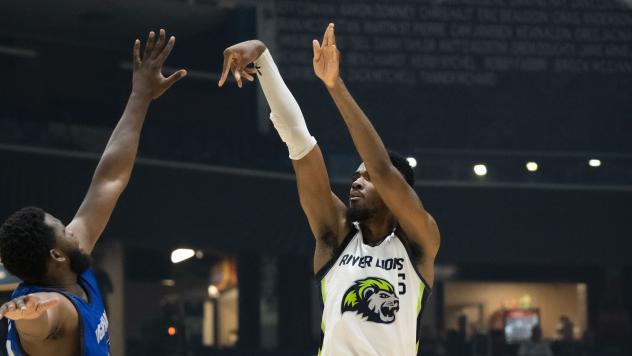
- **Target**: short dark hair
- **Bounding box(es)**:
[0,207,56,283]
[388,150,415,187]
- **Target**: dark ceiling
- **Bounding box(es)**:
[0,0,231,49]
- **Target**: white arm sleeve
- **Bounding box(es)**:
[254,49,317,160]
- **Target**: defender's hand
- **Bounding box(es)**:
[218,40,266,88]
[0,294,60,321]
[132,29,187,100]
[313,23,340,88]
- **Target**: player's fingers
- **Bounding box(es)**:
[333,45,340,62]
[133,39,141,70]
[232,69,242,88]
[164,69,188,89]
[6,301,16,312]
[328,23,336,46]
[1,301,18,319]
[157,36,175,63]
[218,52,234,87]
[143,31,156,59]
[0,303,8,319]
[35,298,60,313]
[24,297,37,310]
[241,70,255,82]
[322,25,329,47]
[15,298,26,311]
[312,40,322,61]
[2,310,20,320]
[152,29,166,59]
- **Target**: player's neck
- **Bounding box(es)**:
[41,271,80,291]
[359,214,395,245]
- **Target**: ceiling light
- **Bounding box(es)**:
[171,248,195,264]
[473,164,487,176]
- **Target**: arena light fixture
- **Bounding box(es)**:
[588,159,601,167]
[171,248,195,264]
[208,285,220,299]
[473,164,487,176]
[526,162,538,172]
[406,157,418,168]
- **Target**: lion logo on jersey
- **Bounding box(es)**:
[341,277,400,324]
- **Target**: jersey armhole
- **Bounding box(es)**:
[415,271,433,295]
[313,225,357,280]
[398,234,433,293]
[7,321,26,356]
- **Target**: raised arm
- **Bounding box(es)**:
[68,29,187,253]
[313,24,440,283]
[218,41,348,271]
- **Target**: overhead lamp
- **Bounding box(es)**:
[171,248,195,264]
[473,164,487,176]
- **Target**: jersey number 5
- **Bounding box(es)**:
[398,273,406,295]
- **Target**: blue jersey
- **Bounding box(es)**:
[5,269,110,356]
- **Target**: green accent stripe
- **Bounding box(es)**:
[416,283,425,314]
[321,278,326,304]
[417,341,420,353]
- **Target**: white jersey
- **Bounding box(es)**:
[316,223,431,356]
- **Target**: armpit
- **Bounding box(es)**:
[318,230,339,250]
[45,321,64,341]
[397,230,425,265]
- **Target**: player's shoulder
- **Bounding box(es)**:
[33,291,78,314]
[338,217,356,241]
[316,216,354,248]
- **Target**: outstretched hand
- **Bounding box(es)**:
[0,294,60,321]
[132,29,187,100]
[313,23,341,88]
[218,40,266,88]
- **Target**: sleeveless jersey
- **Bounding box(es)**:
[316,223,431,356]
[6,269,110,356]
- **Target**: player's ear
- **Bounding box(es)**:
[50,249,66,263]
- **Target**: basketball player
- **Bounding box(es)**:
[0,29,186,356]
[219,23,440,355]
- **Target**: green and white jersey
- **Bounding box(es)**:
[316,223,431,356]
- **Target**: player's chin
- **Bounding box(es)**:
[348,200,364,212]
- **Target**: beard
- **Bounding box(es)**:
[347,205,375,222]
[67,247,92,275]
